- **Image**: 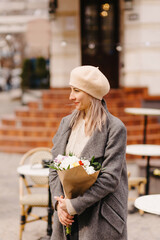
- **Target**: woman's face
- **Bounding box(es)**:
[69,86,91,112]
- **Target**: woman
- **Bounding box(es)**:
[49,65,128,240]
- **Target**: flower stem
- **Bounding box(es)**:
[66,226,71,235]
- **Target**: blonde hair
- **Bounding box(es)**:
[70,97,107,136]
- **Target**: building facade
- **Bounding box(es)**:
[0,0,160,95]
[50,0,160,95]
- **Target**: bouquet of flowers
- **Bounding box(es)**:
[49,154,101,234]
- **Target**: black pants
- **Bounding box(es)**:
[66,215,78,240]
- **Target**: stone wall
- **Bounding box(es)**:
[123,0,160,95]
[49,0,81,87]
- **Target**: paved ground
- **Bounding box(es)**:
[0,90,160,240]
[1,152,160,240]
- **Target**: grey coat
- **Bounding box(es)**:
[49,104,128,240]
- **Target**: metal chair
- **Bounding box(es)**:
[18,147,52,240]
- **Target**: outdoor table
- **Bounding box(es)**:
[126,144,160,195]
[124,107,160,144]
[17,164,52,240]
[134,194,160,215]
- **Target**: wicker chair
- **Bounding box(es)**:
[128,172,147,215]
[18,147,52,240]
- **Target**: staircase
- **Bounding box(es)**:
[0,87,159,154]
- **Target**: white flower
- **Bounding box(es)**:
[81,159,90,167]
[53,154,97,174]
[85,166,95,175]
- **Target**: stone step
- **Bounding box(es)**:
[24,104,128,117]
[28,98,141,110]
[14,105,159,122]
[119,116,158,126]
[16,106,159,121]
[1,113,158,128]
[42,87,148,100]
[122,87,148,99]
[127,134,160,145]
[0,135,52,148]
[0,145,33,153]
[0,87,158,154]
[126,123,160,135]
[107,99,141,108]
[0,124,159,141]
[28,100,74,110]
[15,106,71,118]
[1,115,60,127]
[42,88,71,100]
[0,125,57,137]
[1,114,16,126]
[0,131,159,154]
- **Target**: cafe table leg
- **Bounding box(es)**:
[47,186,53,236]
[39,186,53,240]
[145,156,150,195]
[143,115,147,144]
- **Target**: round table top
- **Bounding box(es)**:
[125,107,160,116]
[134,194,160,215]
[17,164,49,177]
[126,144,160,157]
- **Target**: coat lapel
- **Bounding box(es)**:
[80,100,109,160]
[52,116,72,158]
[53,100,109,161]
[80,123,108,161]
[60,128,71,154]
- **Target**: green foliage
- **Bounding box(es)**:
[67,164,70,169]
[66,226,71,235]
[21,57,50,89]
[21,59,34,89]
[69,152,74,156]
[35,57,48,79]
[90,156,102,171]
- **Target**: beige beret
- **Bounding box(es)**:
[69,65,110,100]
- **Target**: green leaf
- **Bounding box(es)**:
[92,162,99,165]
[90,156,95,164]
[100,167,106,171]
[67,165,70,169]
[48,165,58,170]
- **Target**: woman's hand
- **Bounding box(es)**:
[55,196,74,226]
[55,196,68,212]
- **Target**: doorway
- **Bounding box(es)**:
[80,0,120,88]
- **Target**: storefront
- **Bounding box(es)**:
[49,0,160,95]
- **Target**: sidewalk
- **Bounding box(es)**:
[0,152,160,240]
[0,153,47,240]
[0,89,41,117]
[0,90,160,240]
